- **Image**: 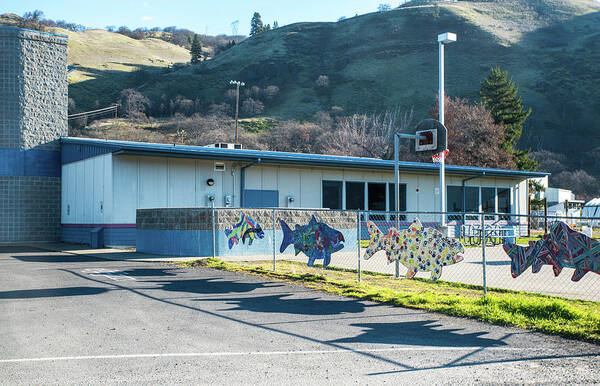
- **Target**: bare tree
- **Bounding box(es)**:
[320,108,414,159]
[241,98,264,117]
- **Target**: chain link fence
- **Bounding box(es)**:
[211,208,600,302]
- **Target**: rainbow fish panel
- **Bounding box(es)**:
[364,218,464,280]
[503,221,600,281]
[279,216,345,267]
[224,213,265,249]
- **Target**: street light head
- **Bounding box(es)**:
[438,32,457,44]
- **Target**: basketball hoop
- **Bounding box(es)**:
[432,149,449,163]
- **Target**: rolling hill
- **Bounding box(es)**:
[2,2,600,183]
[138,0,600,176]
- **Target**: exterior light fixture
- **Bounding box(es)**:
[207,178,215,186]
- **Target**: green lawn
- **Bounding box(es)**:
[178,258,600,343]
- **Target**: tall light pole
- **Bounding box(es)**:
[438,32,456,226]
[230,80,245,143]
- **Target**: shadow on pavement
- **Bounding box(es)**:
[11,255,105,263]
[329,320,507,347]
[148,278,284,295]
[101,268,179,277]
[198,294,367,315]
[0,286,110,299]
[0,246,47,254]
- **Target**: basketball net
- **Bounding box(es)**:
[432,149,449,163]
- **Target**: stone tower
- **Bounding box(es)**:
[0,27,68,243]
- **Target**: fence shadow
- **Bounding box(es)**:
[148,278,284,295]
[11,254,105,263]
[329,320,507,347]
[197,294,368,316]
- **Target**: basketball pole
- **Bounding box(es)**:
[439,40,446,227]
[438,32,456,228]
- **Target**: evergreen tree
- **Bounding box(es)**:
[265,24,271,31]
[190,34,202,64]
[250,12,264,36]
[480,67,536,170]
[273,21,279,29]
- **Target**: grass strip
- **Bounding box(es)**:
[177,258,600,343]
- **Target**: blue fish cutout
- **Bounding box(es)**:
[224,213,265,249]
[280,215,345,267]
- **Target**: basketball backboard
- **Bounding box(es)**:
[411,119,447,157]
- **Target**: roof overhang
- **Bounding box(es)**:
[61,137,550,179]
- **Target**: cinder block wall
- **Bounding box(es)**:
[0,28,68,243]
[137,208,358,257]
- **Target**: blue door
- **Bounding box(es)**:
[243,190,279,208]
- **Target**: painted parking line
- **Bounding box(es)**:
[81,268,136,282]
[0,346,565,364]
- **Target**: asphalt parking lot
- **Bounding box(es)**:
[1,246,599,384]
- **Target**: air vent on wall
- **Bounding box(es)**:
[214,162,226,172]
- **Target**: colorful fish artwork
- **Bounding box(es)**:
[364,218,464,280]
[280,216,345,267]
[503,221,600,281]
[224,213,265,249]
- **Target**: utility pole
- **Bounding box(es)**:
[230,80,245,144]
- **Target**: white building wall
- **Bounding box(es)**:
[61,153,112,225]
[63,154,531,225]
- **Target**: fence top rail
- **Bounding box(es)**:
[201,207,600,221]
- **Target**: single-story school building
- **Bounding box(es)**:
[60,137,548,247]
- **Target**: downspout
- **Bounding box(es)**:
[462,172,485,226]
[240,158,261,208]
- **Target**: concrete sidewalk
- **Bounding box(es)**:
[27,242,197,263]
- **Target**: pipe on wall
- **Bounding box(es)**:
[240,158,261,207]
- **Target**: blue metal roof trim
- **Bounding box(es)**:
[60,137,549,178]
[61,142,114,164]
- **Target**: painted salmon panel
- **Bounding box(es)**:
[503,221,600,281]
[224,213,265,249]
[279,216,345,267]
[364,218,464,280]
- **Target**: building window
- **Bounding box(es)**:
[368,183,386,220]
[368,183,386,211]
[465,187,479,212]
[447,186,463,213]
[498,188,510,220]
[322,180,342,209]
[482,187,496,220]
[447,186,479,222]
[345,182,365,210]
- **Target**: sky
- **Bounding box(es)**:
[2,1,396,35]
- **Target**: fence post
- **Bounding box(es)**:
[272,209,276,272]
[211,206,216,259]
[357,211,361,283]
[481,213,487,296]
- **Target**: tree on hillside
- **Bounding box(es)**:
[480,67,537,170]
[118,89,150,119]
[273,21,279,29]
[190,34,203,64]
[320,109,414,160]
[430,96,515,170]
[378,4,391,12]
[250,12,264,36]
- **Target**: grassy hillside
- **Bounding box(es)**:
[61,28,191,111]
[137,0,600,175]
[0,13,191,111]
